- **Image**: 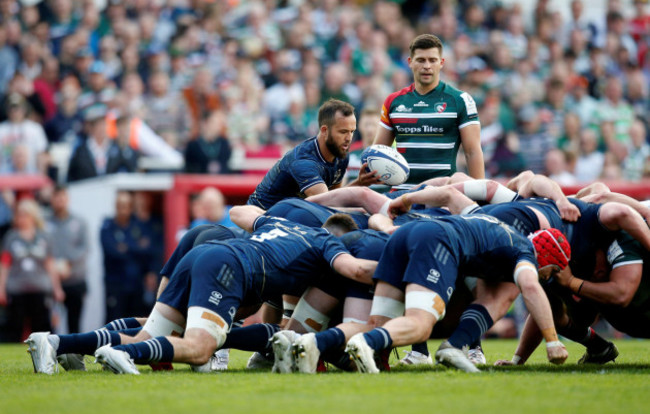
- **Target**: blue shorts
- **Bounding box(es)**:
[187,245,246,329]
[158,244,245,329]
[374,221,458,303]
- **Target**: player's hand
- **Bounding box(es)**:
[387,196,411,219]
[556,199,580,222]
[385,225,400,235]
[546,342,568,365]
[494,359,516,366]
[356,163,383,187]
[554,267,573,288]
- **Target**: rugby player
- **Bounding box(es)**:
[248,99,379,210]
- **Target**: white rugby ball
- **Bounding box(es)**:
[360,144,410,186]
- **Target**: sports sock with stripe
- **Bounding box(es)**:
[315,327,345,353]
[103,318,142,331]
[363,328,393,352]
[51,330,122,356]
[114,337,174,363]
[448,304,493,349]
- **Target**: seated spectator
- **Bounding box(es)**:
[0,93,48,175]
[574,128,605,183]
[622,119,650,181]
[67,104,136,182]
[44,78,82,144]
[515,105,556,174]
[182,67,220,140]
[184,111,231,174]
[190,187,235,228]
[142,71,189,149]
[545,148,577,186]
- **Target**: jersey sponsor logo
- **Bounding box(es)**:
[414,101,429,107]
[394,104,412,113]
[394,125,444,134]
[427,268,441,283]
[209,291,223,306]
[333,169,343,183]
[434,102,447,112]
[460,92,478,115]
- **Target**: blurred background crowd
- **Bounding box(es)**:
[0,0,649,340]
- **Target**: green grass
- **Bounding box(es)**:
[1,339,649,414]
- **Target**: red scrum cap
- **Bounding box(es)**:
[528,228,571,270]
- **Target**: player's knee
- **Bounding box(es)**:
[185,306,228,356]
[292,299,331,333]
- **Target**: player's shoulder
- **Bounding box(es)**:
[384,84,416,106]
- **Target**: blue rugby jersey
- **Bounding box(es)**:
[248,137,348,210]
[206,216,350,300]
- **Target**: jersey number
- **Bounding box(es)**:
[251,228,289,242]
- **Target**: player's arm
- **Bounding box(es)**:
[516,174,580,221]
[599,202,650,251]
[451,179,519,204]
[459,123,485,179]
[331,253,378,284]
[372,124,395,146]
[555,263,642,307]
[306,186,390,215]
[229,205,265,232]
[302,183,329,197]
[495,314,544,366]
[0,260,8,306]
[582,191,650,223]
[514,261,568,364]
[390,185,476,217]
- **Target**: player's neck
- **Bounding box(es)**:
[317,133,336,162]
[414,79,440,95]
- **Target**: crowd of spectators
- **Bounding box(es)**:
[0,0,648,184]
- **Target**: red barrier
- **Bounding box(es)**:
[0,174,52,199]
[163,174,264,258]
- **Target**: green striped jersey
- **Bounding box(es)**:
[380,81,480,188]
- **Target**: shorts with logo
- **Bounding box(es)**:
[374,220,458,303]
[158,244,245,329]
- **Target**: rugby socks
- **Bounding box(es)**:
[559,321,610,353]
[115,337,174,363]
[103,318,142,331]
[50,330,121,356]
[448,304,493,349]
[411,342,430,356]
[363,328,393,351]
[222,323,280,352]
[315,327,346,353]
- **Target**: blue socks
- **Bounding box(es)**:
[315,327,345,353]
[448,304,493,349]
[53,329,121,356]
[222,323,280,352]
[363,328,393,352]
[104,318,142,331]
[115,337,174,363]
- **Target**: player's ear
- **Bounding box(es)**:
[440,57,445,68]
[320,124,328,135]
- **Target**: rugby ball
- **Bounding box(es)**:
[361,144,410,186]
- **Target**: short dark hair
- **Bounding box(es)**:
[318,99,355,128]
[409,34,443,57]
[322,213,359,236]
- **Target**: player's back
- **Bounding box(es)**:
[209,216,348,297]
[341,229,389,261]
[266,198,369,229]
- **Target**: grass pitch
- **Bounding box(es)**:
[1,339,649,414]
